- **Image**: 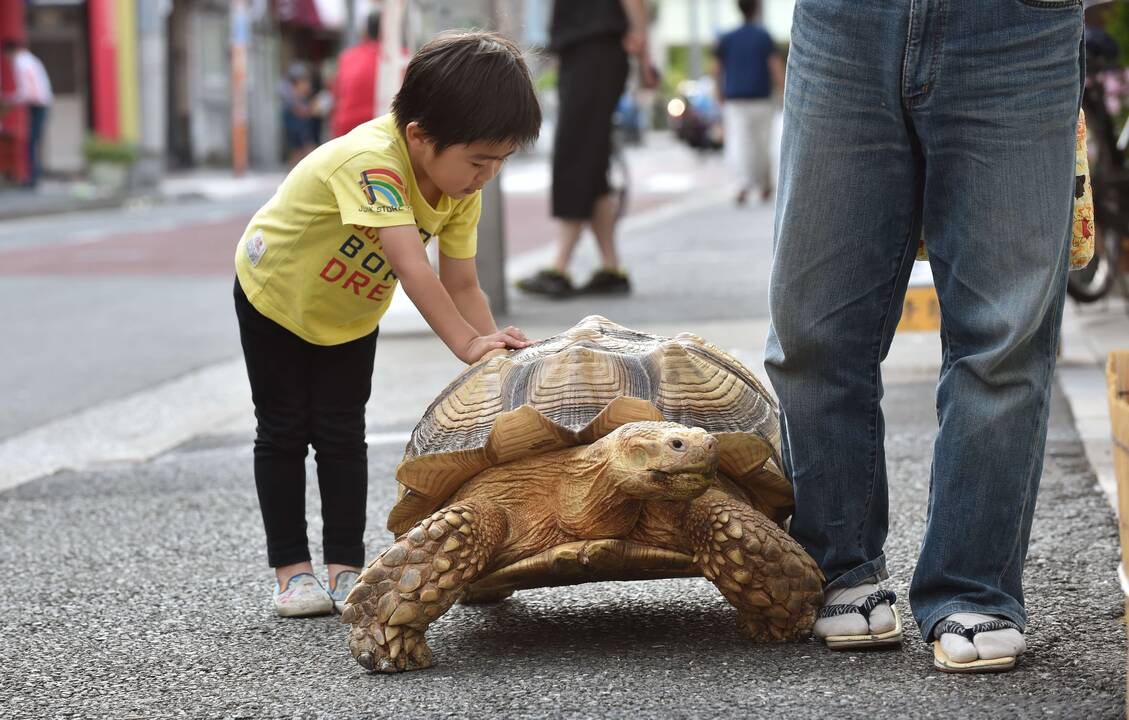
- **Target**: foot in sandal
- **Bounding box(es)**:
[814,581,903,649]
[933,612,1025,673]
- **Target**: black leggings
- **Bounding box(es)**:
[234,279,377,568]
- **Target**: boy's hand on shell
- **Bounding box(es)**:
[461,328,530,364]
[499,326,530,344]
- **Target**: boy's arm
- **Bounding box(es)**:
[381,225,527,363]
[438,253,498,336]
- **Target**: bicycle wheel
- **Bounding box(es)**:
[608,144,630,221]
[1070,91,1126,302]
[1067,221,1117,303]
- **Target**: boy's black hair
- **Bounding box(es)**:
[392,31,541,153]
[366,12,381,41]
[738,0,759,18]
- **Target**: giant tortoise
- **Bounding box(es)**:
[342,316,823,672]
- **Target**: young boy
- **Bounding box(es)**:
[233,31,540,617]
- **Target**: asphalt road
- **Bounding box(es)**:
[0,376,1122,719]
[0,145,1124,718]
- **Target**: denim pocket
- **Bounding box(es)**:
[1017,0,1081,7]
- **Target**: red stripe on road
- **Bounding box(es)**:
[0,191,683,276]
[0,217,252,276]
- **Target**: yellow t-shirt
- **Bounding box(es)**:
[234,114,480,345]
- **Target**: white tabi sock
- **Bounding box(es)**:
[813,581,897,639]
[935,612,1026,662]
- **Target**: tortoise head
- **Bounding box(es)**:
[603,421,720,501]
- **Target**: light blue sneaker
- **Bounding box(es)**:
[273,572,334,618]
[329,570,361,613]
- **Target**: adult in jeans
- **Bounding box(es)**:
[764,0,1083,673]
[517,0,656,299]
[712,0,784,205]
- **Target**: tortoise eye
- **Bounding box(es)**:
[670,439,685,451]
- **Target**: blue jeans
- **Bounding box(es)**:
[27,105,47,188]
[764,0,1083,641]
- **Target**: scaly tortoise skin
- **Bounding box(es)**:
[342,316,823,672]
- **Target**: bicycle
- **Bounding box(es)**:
[609,108,632,222]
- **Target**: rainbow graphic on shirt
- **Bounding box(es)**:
[359,168,406,208]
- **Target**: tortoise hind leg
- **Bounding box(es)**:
[341,499,509,672]
[683,489,824,641]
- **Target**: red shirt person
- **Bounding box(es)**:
[331,13,383,138]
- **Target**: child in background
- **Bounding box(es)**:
[234,31,540,617]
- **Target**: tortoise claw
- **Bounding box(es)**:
[352,631,431,677]
[356,651,374,671]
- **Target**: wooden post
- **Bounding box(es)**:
[230,0,249,176]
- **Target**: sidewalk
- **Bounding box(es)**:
[0,192,1124,718]
[0,130,710,223]
[0,169,288,222]
[1059,296,1129,517]
[0,180,127,220]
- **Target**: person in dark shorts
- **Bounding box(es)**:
[517,0,656,299]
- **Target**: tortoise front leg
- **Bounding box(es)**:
[683,489,823,641]
[341,499,508,673]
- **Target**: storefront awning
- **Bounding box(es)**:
[273,0,346,30]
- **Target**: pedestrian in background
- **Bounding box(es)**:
[280,62,316,167]
[331,12,384,138]
[1,38,52,188]
[517,0,657,299]
[712,0,783,205]
[764,1,1082,673]
[234,31,538,618]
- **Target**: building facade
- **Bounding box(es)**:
[0,0,383,186]
[0,0,604,187]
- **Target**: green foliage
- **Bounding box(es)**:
[535,67,557,92]
[1107,1,1129,66]
[83,135,138,165]
[665,45,691,94]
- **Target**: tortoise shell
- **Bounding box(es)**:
[388,316,791,538]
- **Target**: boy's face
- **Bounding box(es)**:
[407,123,517,200]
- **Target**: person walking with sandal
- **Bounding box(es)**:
[764,0,1083,672]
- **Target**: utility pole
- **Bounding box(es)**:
[377,0,406,116]
[344,0,358,48]
[474,0,520,316]
[136,0,170,187]
[491,0,514,38]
